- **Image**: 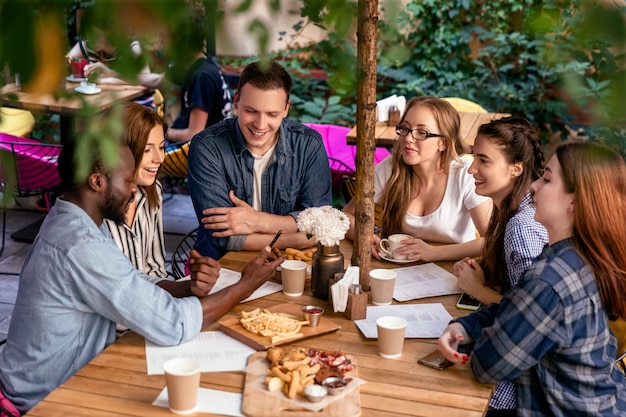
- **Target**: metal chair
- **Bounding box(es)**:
[0,133,62,257]
[170,227,198,279]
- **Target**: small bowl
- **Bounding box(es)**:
[303,384,328,402]
[321,377,348,395]
[302,305,324,327]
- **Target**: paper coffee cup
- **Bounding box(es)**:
[281,260,307,296]
[163,358,201,414]
[376,316,407,359]
[369,269,397,306]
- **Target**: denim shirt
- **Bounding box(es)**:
[0,199,202,414]
[188,117,332,259]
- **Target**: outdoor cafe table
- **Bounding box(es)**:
[26,241,494,417]
[0,81,150,143]
[346,112,510,150]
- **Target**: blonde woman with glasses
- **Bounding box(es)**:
[343,96,492,262]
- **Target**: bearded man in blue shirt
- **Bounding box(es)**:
[0,136,282,415]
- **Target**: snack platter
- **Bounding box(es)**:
[218,303,341,350]
[242,350,362,417]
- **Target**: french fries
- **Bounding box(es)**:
[284,247,315,263]
[240,308,309,344]
[265,347,319,399]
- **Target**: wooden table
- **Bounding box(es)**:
[27,241,494,417]
[1,82,150,143]
[346,112,510,150]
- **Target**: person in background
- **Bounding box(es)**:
[343,95,492,261]
[188,59,332,259]
[438,142,626,416]
[452,116,548,414]
[0,135,282,415]
[164,14,232,145]
[105,103,167,278]
[66,23,164,88]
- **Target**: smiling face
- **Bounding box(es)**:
[102,146,138,225]
[398,104,445,169]
[234,83,290,156]
[530,155,575,244]
[134,124,165,187]
[468,135,522,207]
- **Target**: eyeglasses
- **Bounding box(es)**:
[395,125,443,141]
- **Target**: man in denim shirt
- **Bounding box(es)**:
[0,139,282,415]
[188,60,332,259]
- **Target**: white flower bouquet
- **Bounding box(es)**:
[296,206,351,247]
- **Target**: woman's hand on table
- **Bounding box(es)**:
[188,249,221,297]
[438,322,472,364]
[454,258,485,297]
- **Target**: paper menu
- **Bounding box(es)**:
[392,262,462,302]
[354,304,453,338]
[181,267,282,303]
[145,331,256,375]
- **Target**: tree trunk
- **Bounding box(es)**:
[353,0,378,290]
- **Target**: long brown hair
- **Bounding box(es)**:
[122,103,166,209]
[479,117,545,293]
[557,142,626,320]
[380,96,465,238]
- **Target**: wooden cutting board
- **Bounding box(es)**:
[241,352,361,417]
[219,302,341,351]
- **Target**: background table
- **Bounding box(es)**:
[27,241,494,417]
[347,112,510,150]
[1,82,149,143]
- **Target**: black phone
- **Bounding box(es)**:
[418,350,454,371]
[456,293,482,311]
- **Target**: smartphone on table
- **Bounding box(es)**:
[456,293,482,311]
[418,345,473,371]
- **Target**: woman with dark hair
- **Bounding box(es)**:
[453,116,549,413]
[343,96,492,261]
[438,142,626,416]
[105,103,167,278]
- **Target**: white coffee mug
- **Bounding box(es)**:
[379,234,412,260]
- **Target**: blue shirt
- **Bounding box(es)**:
[188,117,332,259]
[457,239,626,416]
[490,192,548,409]
[0,199,202,414]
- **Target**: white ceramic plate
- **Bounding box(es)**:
[378,252,416,264]
[74,86,101,95]
[66,74,86,82]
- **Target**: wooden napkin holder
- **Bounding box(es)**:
[329,277,367,321]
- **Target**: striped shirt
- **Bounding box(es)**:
[105,182,167,278]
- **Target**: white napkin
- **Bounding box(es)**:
[330,266,360,313]
[376,95,407,122]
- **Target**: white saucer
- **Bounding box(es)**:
[378,252,415,264]
[66,74,86,82]
[74,86,101,95]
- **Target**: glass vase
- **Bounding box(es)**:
[311,242,344,299]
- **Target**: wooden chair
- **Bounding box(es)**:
[0,133,62,256]
[170,227,197,279]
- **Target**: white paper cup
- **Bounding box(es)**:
[376,316,407,359]
[281,260,308,296]
[379,233,412,260]
[163,358,201,414]
[369,269,397,306]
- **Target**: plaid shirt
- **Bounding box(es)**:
[490,192,549,409]
[457,239,626,416]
